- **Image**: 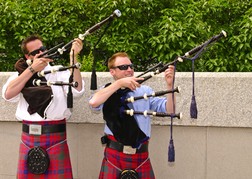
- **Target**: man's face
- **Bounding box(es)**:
[25,39,45,60]
[110,56,134,80]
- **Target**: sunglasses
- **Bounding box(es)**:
[112,64,134,70]
[28,46,46,56]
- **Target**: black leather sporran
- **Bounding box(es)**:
[27,146,50,174]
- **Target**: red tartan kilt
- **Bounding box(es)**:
[17,119,73,179]
[99,136,155,179]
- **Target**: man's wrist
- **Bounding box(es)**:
[28,66,35,74]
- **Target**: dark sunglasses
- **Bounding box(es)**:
[112,64,134,70]
[28,46,46,56]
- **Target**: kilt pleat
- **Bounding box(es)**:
[17,119,73,179]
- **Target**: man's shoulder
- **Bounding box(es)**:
[132,85,153,95]
[139,85,152,90]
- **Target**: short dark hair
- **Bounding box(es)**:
[21,34,43,54]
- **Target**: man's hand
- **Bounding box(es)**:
[70,38,83,57]
[117,77,144,91]
[164,65,175,88]
[31,54,53,72]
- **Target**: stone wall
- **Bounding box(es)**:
[1,72,252,179]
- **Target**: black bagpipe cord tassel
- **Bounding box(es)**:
[168,114,175,162]
[190,95,198,119]
[190,59,198,119]
[168,138,175,162]
[67,85,73,108]
[67,50,74,108]
[91,67,97,90]
[188,40,210,119]
[90,45,97,90]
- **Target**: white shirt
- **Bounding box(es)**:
[2,64,85,121]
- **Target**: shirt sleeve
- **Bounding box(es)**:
[1,73,20,102]
[88,85,105,112]
[71,79,85,98]
[144,85,167,113]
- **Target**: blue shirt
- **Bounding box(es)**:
[90,85,167,137]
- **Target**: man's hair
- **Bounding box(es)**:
[107,52,130,69]
[21,34,43,54]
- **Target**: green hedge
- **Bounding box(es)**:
[0,0,251,72]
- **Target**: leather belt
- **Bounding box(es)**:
[106,139,148,154]
[22,123,66,135]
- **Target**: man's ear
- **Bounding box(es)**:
[24,54,29,60]
[110,69,115,76]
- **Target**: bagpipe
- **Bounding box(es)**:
[31,10,119,84]
[178,30,227,119]
[127,30,227,115]
[106,30,227,162]
[15,10,121,110]
[162,30,227,162]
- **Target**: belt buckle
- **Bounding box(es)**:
[29,124,42,135]
[123,146,136,154]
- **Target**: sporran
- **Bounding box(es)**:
[119,169,139,179]
[27,146,50,174]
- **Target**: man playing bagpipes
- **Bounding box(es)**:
[2,34,84,178]
[89,52,175,179]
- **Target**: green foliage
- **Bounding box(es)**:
[201,0,252,71]
[0,0,251,72]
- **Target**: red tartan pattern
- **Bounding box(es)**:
[17,119,73,179]
[99,136,155,179]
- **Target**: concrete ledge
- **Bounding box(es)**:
[1,72,252,128]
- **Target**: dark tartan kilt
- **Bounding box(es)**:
[17,119,73,179]
[99,140,155,179]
